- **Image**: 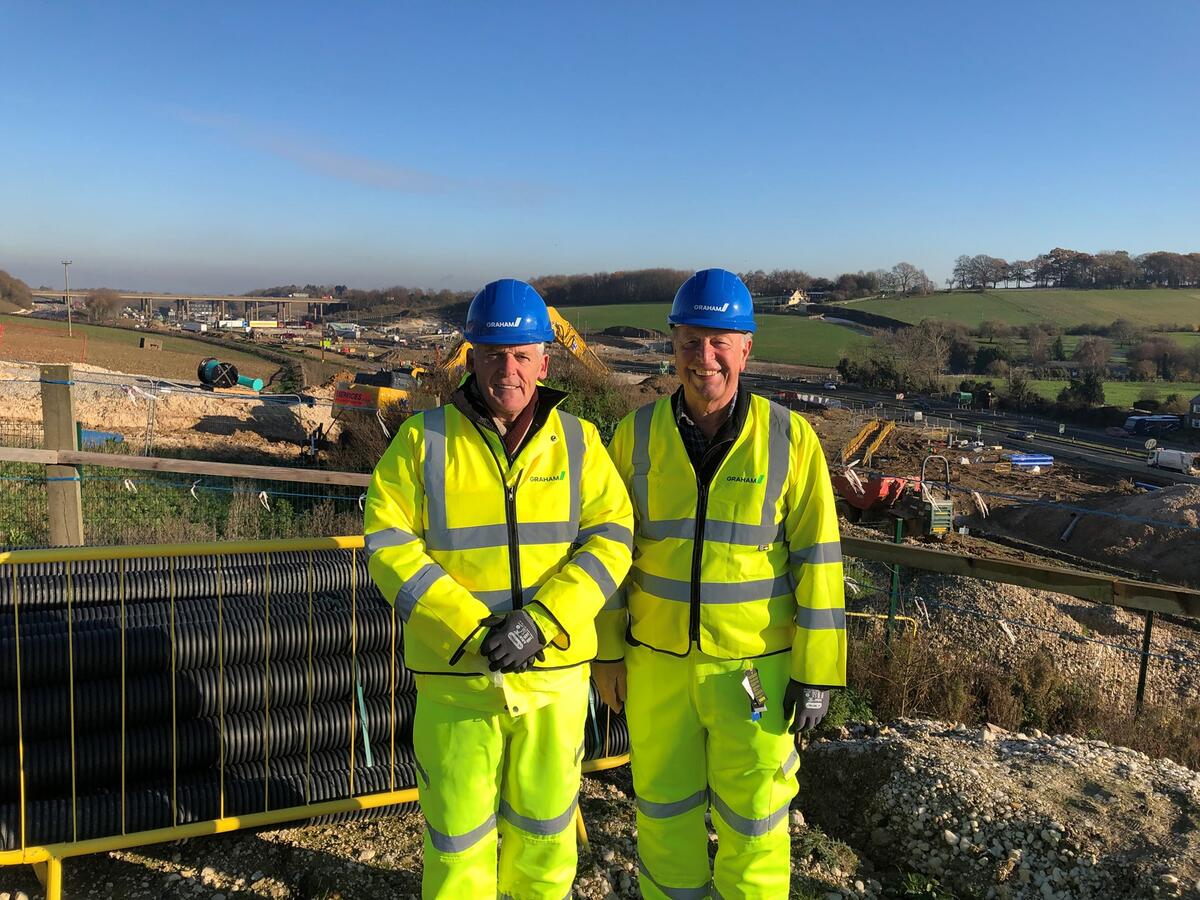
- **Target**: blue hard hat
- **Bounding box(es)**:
[668,268,756,333]
[464,279,554,345]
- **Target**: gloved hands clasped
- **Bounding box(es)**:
[480,610,547,673]
[781,680,830,733]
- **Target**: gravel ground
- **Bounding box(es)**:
[5,721,1200,899]
[0,764,870,900]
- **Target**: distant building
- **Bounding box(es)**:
[1189,393,1200,431]
[327,322,361,340]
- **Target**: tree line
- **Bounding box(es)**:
[532,263,935,308]
[244,284,474,312]
[950,248,1200,290]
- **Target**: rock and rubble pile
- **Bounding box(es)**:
[895,571,1200,705]
[801,718,1200,899]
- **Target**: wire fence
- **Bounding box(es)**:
[840,554,1200,719]
[0,465,364,550]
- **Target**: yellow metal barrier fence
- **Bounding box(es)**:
[0,537,630,899]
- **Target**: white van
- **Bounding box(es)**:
[1147,448,1199,473]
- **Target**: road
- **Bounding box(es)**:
[612,360,1200,487]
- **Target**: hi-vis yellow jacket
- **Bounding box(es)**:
[603,392,846,687]
[364,395,633,678]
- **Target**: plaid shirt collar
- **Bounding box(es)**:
[671,384,747,468]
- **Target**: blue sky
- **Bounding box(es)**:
[2,1,1198,294]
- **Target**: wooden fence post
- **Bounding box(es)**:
[40,364,84,546]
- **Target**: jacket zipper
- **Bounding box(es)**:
[690,437,734,647]
[470,421,524,610]
[504,482,523,609]
[689,478,709,644]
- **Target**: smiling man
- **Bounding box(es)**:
[364,279,633,899]
[595,268,846,899]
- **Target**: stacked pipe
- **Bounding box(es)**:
[0,549,629,850]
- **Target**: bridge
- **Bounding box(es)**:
[30,290,341,322]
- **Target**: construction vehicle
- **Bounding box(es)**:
[916,455,954,536]
[831,454,954,538]
[330,306,607,418]
[332,366,422,413]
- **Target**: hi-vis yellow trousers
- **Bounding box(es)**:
[627,644,800,899]
[412,672,589,900]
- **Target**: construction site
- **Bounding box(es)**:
[0,311,1198,900]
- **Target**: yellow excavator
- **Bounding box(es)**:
[331,307,607,416]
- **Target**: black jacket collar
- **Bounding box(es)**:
[451,374,568,458]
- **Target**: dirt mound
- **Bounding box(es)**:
[1113,484,1200,528]
[985,484,1200,587]
[0,361,334,457]
[632,374,678,398]
[602,325,664,338]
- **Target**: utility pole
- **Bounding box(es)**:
[61,259,73,337]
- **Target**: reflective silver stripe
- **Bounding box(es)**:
[710,790,790,837]
[637,788,708,819]
[431,522,508,551]
[426,813,497,853]
[780,747,800,777]
[641,517,692,541]
[472,588,513,611]
[705,519,783,546]
[790,541,843,565]
[560,412,584,534]
[762,401,792,530]
[633,570,794,604]
[428,520,580,551]
[572,550,618,601]
[630,401,656,526]
[498,795,579,835]
[637,860,711,899]
[520,521,579,545]
[642,516,780,546]
[423,406,451,542]
[795,606,846,630]
[576,521,634,549]
[364,527,418,556]
[642,517,780,546]
[395,562,445,621]
[602,586,627,611]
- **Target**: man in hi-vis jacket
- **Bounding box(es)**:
[594,268,846,899]
[365,278,633,899]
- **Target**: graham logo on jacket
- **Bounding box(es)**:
[529,470,566,483]
[693,302,730,313]
[486,317,522,328]
[726,473,765,485]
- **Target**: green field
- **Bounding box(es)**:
[0,314,275,380]
[1027,379,1200,406]
[851,289,1200,329]
[558,303,870,367]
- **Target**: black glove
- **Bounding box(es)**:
[781,680,830,733]
[480,611,547,674]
